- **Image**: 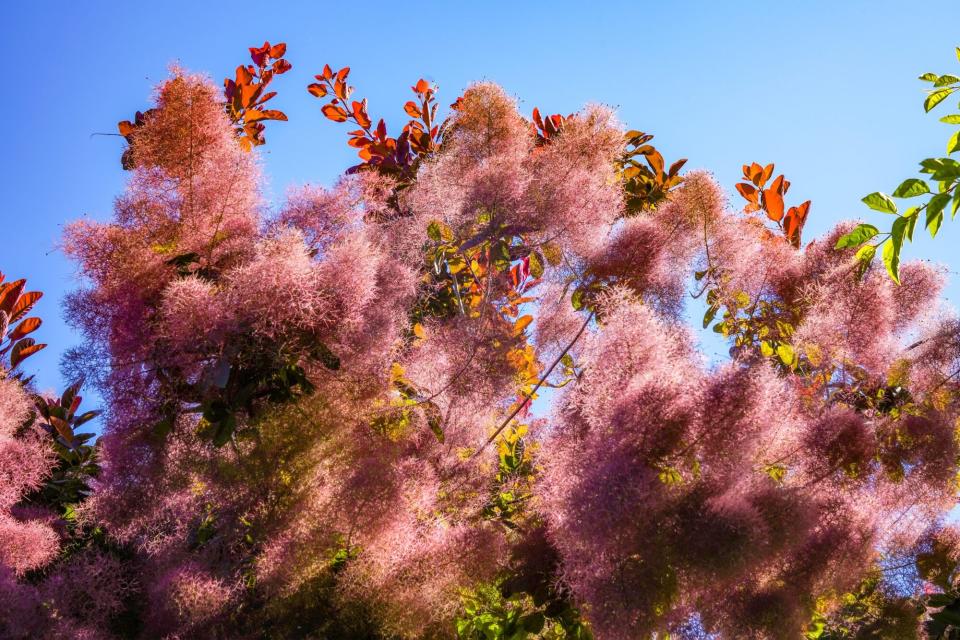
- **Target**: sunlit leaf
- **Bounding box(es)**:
[861,192,898,214]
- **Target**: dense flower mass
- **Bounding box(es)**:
[3,46,960,640]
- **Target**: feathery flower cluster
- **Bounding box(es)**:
[1,57,957,640]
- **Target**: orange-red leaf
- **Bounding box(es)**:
[0,280,25,315]
[258,109,287,121]
[321,64,333,80]
[10,291,42,322]
[269,42,287,59]
[118,120,135,137]
[404,101,421,118]
[352,101,371,129]
[784,200,811,246]
[760,163,774,186]
[321,104,349,122]
[735,182,757,202]
[9,317,41,341]
[414,78,430,94]
[763,187,785,222]
[272,59,292,74]
[307,83,328,98]
[335,67,350,83]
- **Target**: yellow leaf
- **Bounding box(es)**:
[776,343,796,367]
[760,341,774,358]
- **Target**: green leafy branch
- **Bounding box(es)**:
[836,47,960,283]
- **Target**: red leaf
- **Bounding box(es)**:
[272,59,292,74]
[322,64,333,80]
[336,67,350,83]
[414,78,430,94]
[249,42,270,67]
[352,101,371,129]
[269,42,287,59]
[532,107,544,130]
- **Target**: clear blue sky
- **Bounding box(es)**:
[5,1,960,406]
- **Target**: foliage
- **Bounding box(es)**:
[837,46,960,283]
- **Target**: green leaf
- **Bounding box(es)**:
[949,130,960,154]
[934,74,960,87]
[953,188,960,219]
[835,223,879,249]
[905,208,918,241]
[854,244,876,279]
[571,288,584,311]
[834,224,880,249]
[927,207,944,238]
[427,221,442,243]
[528,251,544,278]
[920,72,940,83]
[925,87,957,112]
[884,217,908,284]
[861,192,898,214]
[892,178,930,198]
[940,114,960,124]
[702,303,718,329]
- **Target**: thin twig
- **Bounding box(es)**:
[470,310,595,459]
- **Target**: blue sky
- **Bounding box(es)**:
[5,1,960,406]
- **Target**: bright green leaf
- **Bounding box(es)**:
[925,87,957,112]
[861,192,898,214]
[920,72,940,83]
[949,130,960,154]
[934,74,960,87]
[941,114,960,124]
